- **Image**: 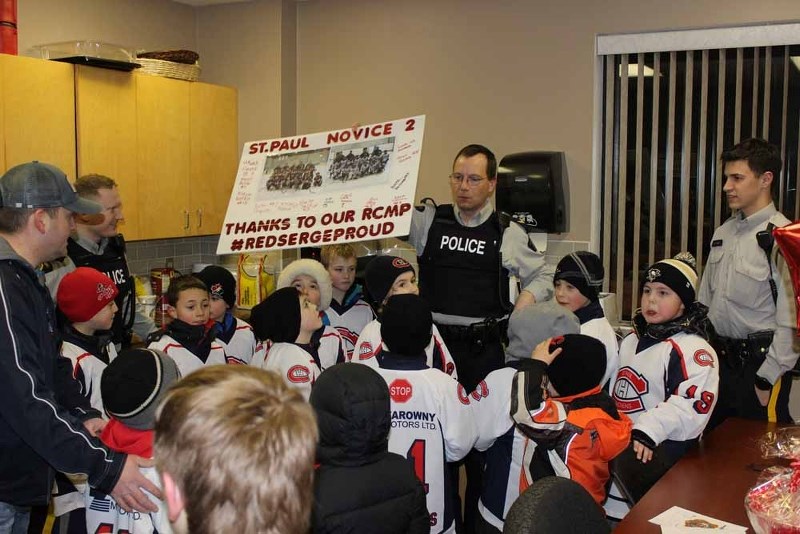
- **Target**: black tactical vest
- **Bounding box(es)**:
[67,235,134,346]
[418,205,510,318]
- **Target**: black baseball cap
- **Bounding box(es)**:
[0,161,102,214]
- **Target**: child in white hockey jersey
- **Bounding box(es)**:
[147,275,227,376]
[470,300,580,532]
[57,266,119,413]
[277,258,345,370]
[84,348,180,534]
[249,286,324,400]
[52,267,120,525]
[195,265,256,364]
[372,294,476,534]
[553,251,619,387]
[607,254,719,519]
[354,255,457,378]
[320,243,375,359]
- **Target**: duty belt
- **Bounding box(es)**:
[436,318,508,345]
[713,330,773,368]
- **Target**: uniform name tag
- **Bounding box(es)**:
[711,239,723,247]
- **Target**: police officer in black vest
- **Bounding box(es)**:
[408,144,554,533]
[45,174,155,348]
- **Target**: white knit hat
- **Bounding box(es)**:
[276,258,333,311]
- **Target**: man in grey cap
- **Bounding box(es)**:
[0,161,160,532]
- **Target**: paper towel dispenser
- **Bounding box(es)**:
[496,151,568,233]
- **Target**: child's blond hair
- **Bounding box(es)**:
[154,366,317,534]
[320,243,357,267]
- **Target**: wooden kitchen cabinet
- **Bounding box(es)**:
[75,66,141,240]
[134,74,237,239]
[0,54,75,178]
[135,74,192,239]
[77,68,237,240]
[189,81,238,236]
[2,55,238,240]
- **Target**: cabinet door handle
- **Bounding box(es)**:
[197,208,203,229]
[184,210,190,230]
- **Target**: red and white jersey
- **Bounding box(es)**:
[218,317,257,365]
[324,299,374,360]
[251,341,321,401]
[374,360,477,534]
[60,341,118,414]
[85,466,171,534]
[316,325,346,370]
[147,335,227,377]
[353,320,458,378]
[581,316,620,388]
[612,331,719,445]
[469,367,530,530]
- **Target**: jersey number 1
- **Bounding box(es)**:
[407,439,430,494]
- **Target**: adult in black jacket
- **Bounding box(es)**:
[310,363,430,534]
[0,162,159,531]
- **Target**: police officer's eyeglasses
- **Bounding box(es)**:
[449,173,486,187]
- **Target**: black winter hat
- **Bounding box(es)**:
[554,251,604,302]
[380,294,432,357]
[365,255,415,306]
[101,348,181,431]
[643,253,698,308]
[195,266,237,308]
[250,287,301,343]
[545,334,607,397]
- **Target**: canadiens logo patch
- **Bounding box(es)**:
[359,342,375,360]
[391,257,411,269]
[693,349,715,368]
[612,367,649,413]
[389,378,413,403]
[287,365,311,383]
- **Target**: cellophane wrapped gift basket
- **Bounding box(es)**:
[745,427,800,533]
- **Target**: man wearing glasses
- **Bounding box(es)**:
[408,144,554,533]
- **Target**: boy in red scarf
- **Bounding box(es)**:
[85,348,180,533]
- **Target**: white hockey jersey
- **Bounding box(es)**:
[581,317,619,388]
[470,366,531,531]
[251,341,321,401]
[324,298,374,360]
[85,466,171,534]
[353,320,458,378]
[60,340,118,414]
[217,316,257,365]
[612,331,719,445]
[147,335,227,377]
[314,324,346,370]
[374,356,477,534]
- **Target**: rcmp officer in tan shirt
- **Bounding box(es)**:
[698,138,799,425]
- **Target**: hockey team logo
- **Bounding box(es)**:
[287,365,311,384]
[389,378,413,403]
[392,257,411,269]
[612,367,649,413]
[96,282,115,302]
[646,268,661,282]
[209,282,224,299]
[358,342,375,360]
[693,349,715,368]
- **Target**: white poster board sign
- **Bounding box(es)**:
[217,115,425,254]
